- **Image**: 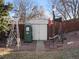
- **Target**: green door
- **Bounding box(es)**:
[24,25,33,43]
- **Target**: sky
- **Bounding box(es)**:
[4,0,14,4]
[4,0,53,18]
[5,0,51,10]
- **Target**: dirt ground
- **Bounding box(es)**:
[0,31,79,59]
[44,30,79,51]
[0,31,79,52]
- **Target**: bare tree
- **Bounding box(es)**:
[19,0,34,22]
[27,5,45,20]
[14,0,45,20]
[14,0,34,21]
[12,0,33,48]
[49,0,67,20]
[49,0,79,20]
[60,0,79,19]
[28,6,39,19]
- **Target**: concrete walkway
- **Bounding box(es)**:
[36,40,45,51]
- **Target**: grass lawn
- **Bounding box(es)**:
[0,47,79,59]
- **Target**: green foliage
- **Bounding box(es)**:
[0,0,3,5]
[0,17,9,32]
[0,0,13,33]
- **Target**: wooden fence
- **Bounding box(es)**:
[19,20,79,39]
[56,20,79,32]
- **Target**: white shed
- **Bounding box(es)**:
[26,19,48,40]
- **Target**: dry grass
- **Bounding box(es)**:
[0,48,13,56]
[0,47,79,59]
